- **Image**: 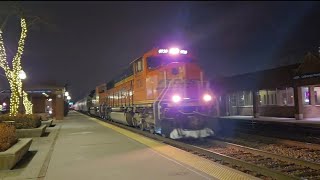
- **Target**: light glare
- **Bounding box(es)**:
[169,48,180,55]
[172,95,181,103]
[203,94,212,102]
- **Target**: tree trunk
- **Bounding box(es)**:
[9,83,20,116]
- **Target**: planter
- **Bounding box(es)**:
[16,125,47,138]
[0,138,32,170]
[41,120,53,127]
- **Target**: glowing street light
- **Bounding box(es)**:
[67,96,71,100]
[65,91,69,97]
[19,70,26,80]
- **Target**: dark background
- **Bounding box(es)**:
[0,2,319,101]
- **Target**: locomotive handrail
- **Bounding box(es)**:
[177,110,194,115]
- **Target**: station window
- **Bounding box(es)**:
[242,91,252,106]
[315,86,320,105]
[302,86,311,105]
[276,87,294,106]
[259,90,267,105]
[228,91,252,107]
[229,93,237,107]
[267,90,277,105]
[259,88,294,106]
[238,92,245,106]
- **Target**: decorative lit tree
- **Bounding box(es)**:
[0,18,33,115]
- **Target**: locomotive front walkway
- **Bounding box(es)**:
[0,111,258,180]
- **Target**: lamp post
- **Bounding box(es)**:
[19,70,26,80]
[19,70,26,114]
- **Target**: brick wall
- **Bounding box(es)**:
[32,97,46,113]
[303,106,320,118]
[259,106,295,118]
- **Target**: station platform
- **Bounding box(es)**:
[38,111,257,180]
[219,115,320,127]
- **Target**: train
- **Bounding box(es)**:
[75,47,218,139]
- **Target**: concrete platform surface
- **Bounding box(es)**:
[44,112,214,180]
[43,112,214,180]
[0,112,258,180]
[220,115,320,125]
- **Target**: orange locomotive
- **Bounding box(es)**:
[97,47,215,139]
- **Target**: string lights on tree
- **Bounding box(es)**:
[0,18,33,116]
[22,91,33,114]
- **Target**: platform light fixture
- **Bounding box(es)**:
[19,70,27,80]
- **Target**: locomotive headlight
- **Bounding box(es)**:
[172,95,182,103]
[203,94,212,102]
[169,48,180,55]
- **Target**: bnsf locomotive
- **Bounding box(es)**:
[75,47,217,139]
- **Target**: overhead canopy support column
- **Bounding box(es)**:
[252,90,260,118]
[294,86,303,120]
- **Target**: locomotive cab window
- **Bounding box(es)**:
[135,58,143,73]
[147,57,163,70]
[147,56,193,70]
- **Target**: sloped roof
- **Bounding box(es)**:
[212,64,299,93]
[294,52,320,75]
[212,52,320,93]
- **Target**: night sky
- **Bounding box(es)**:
[0,2,319,101]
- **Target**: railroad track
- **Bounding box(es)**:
[185,139,320,180]
[83,112,320,180]
[233,127,320,144]
[218,132,320,164]
[219,120,320,144]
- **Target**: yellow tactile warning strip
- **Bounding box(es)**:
[84,114,259,180]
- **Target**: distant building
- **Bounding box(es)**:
[0,84,67,120]
[213,52,320,119]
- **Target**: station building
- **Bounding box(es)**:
[213,52,320,120]
[0,84,66,120]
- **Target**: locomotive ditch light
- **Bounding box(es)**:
[172,95,182,103]
[203,94,212,102]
